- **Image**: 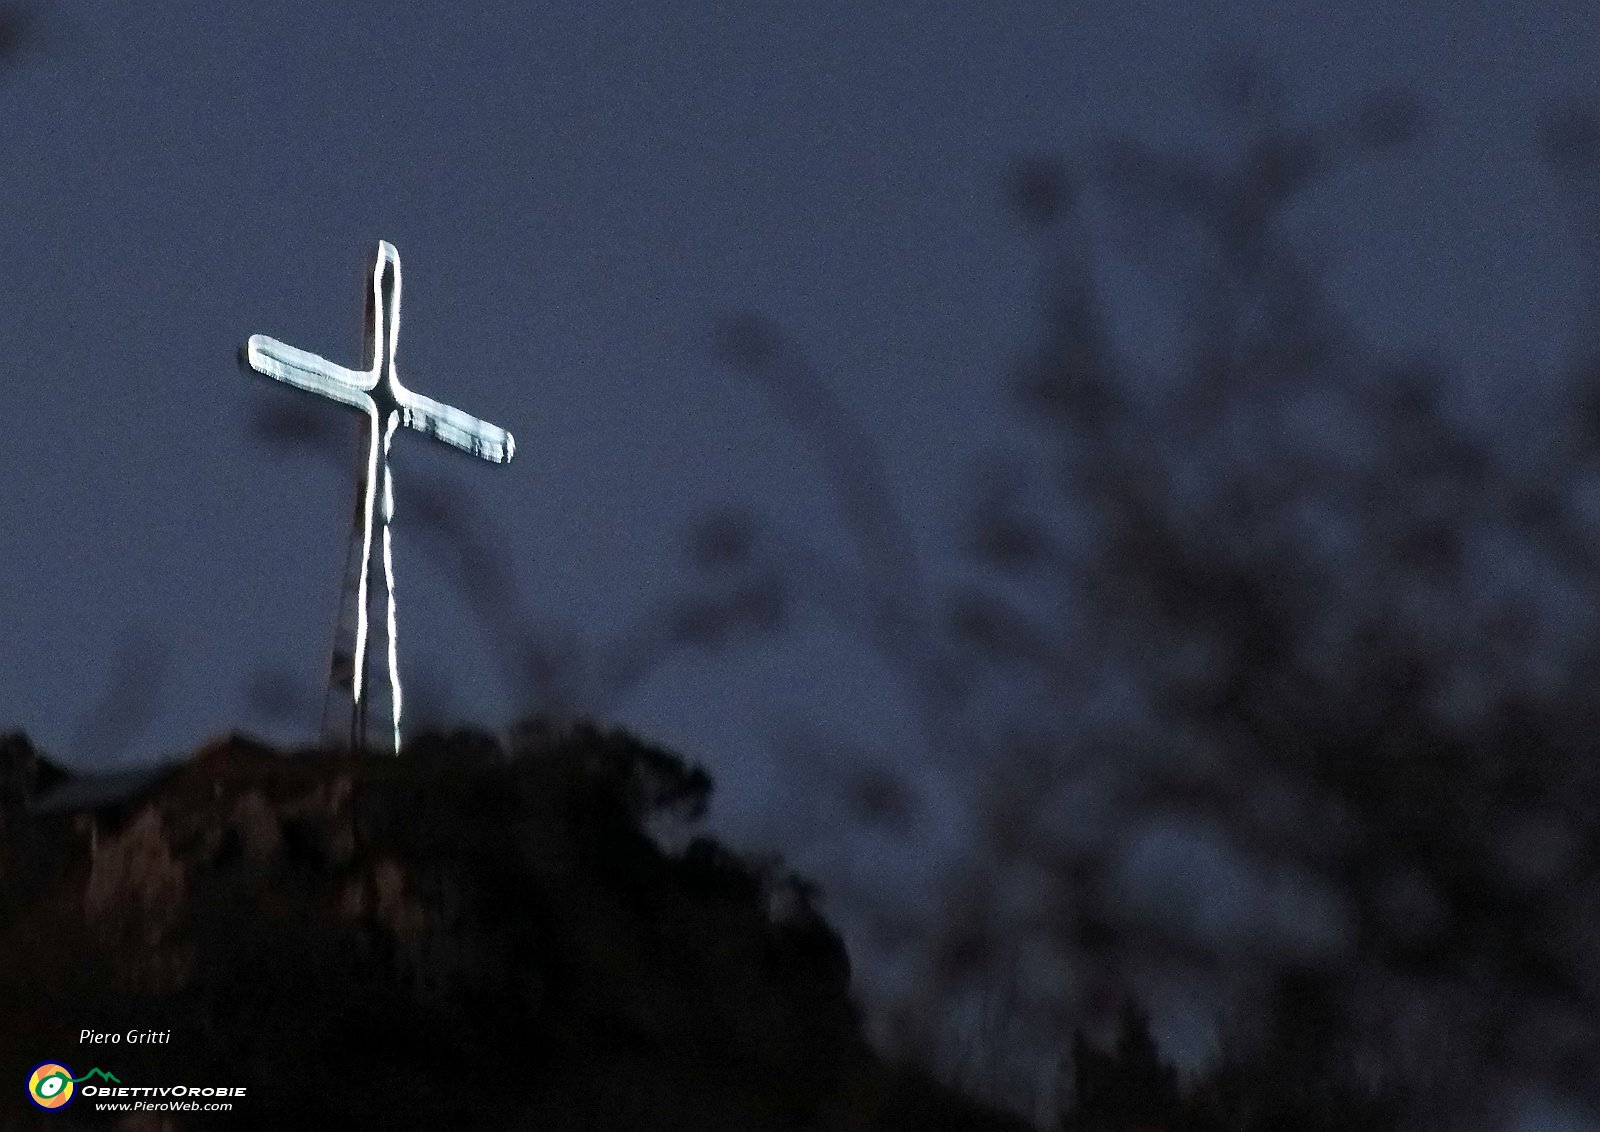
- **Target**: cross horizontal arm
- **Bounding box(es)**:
[244,334,377,411]
[401,389,515,463]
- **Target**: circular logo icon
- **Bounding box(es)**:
[28,1063,75,1110]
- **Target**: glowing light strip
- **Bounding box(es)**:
[242,240,517,755]
[245,335,376,405]
[401,391,516,463]
[376,241,402,380]
[381,410,402,755]
[352,402,381,706]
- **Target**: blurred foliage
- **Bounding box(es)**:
[231,54,1600,1130]
[675,61,1600,1129]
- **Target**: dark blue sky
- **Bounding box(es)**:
[1,5,1598,1121]
[4,0,1594,792]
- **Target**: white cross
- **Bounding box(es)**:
[243,240,515,754]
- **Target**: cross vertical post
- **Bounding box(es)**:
[241,241,516,754]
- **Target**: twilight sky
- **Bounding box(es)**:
[2,3,1598,1123]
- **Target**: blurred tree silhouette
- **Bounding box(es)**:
[238,58,1600,1130]
[1061,1002,1181,1132]
[1056,994,1407,1132]
[674,61,1600,1129]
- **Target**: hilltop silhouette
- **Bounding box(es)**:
[0,726,1027,1131]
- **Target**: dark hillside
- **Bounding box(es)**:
[0,727,1027,1132]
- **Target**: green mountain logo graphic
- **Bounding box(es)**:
[74,1068,120,1084]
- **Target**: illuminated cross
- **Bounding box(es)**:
[242,241,515,754]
